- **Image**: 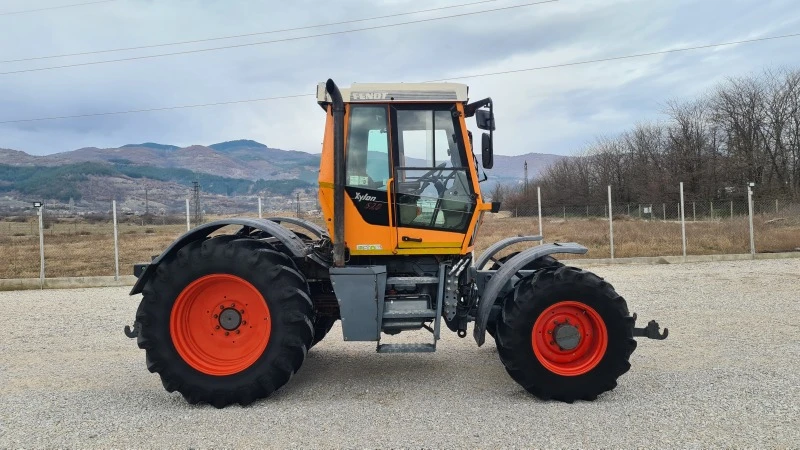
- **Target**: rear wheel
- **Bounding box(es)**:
[495,266,636,402]
[135,235,314,408]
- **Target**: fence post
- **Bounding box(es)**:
[37,204,45,287]
[627,204,630,216]
[747,183,755,258]
[679,182,686,260]
[563,206,566,220]
[608,185,614,260]
[586,205,589,217]
[185,198,191,231]
[537,186,543,244]
[692,202,696,222]
[710,201,714,220]
[258,197,263,219]
[638,204,641,218]
[776,198,779,214]
[662,203,666,221]
[112,200,120,281]
[730,200,733,219]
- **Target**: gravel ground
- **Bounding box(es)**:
[0,259,798,448]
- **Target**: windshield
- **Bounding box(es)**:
[392,105,475,232]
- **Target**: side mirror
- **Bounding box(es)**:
[476,109,495,131]
[481,133,493,169]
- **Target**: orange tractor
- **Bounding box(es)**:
[125,79,667,407]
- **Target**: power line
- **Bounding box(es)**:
[2,32,799,124]
[0,0,558,75]
[0,0,117,16]
[0,94,312,124]
[1,0,503,64]
[424,32,800,82]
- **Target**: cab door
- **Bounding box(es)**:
[341,104,395,255]
[390,104,477,252]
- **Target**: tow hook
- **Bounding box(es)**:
[631,313,668,340]
[124,321,140,339]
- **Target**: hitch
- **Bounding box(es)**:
[124,322,140,339]
[632,313,668,340]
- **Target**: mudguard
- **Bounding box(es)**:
[129,218,309,295]
[473,235,543,269]
[473,242,588,346]
[268,216,328,239]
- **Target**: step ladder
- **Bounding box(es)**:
[376,269,446,354]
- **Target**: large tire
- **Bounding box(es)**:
[135,235,314,408]
[310,316,337,348]
[495,266,636,402]
[486,254,564,339]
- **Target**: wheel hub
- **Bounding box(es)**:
[219,308,242,331]
[553,323,580,350]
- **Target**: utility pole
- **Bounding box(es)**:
[192,180,201,225]
[523,160,529,195]
[296,192,301,217]
[144,187,149,215]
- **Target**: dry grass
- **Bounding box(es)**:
[1,213,798,278]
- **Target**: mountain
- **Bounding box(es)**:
[0,140,563,212]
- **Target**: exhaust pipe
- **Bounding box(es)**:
[325,79,346,267]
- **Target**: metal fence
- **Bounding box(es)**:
[497,183,800,261]
[1,184,798,281]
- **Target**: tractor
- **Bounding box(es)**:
[125,79,667,408]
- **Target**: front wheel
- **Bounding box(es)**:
[495,266,636,402]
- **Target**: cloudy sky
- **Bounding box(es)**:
[1,0,798,156]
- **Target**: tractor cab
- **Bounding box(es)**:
[316,82,496,256]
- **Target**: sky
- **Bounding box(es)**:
[0,0,798,157]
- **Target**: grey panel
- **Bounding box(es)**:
[330,266,387,341]
[472,243,588,346]
[474,235,543,270]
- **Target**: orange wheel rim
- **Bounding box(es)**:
[531,301,608,376]
[170,274,271,376]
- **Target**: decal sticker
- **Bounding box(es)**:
[356,244,383,251]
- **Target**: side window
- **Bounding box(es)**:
[346,106,390,190]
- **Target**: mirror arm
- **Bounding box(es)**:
[465,97,492,117]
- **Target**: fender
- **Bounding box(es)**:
[473,242,588,346]
[267,216,328,239]
[473,235,543,269]
[129,218,309,295]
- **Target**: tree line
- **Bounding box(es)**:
[498,67,800,211]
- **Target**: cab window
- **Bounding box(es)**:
[346,106,390,190]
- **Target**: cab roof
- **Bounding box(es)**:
[316,82,469,106]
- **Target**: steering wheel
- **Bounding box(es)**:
[415,162,448,195]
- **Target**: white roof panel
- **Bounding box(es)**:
[317,82,469,104]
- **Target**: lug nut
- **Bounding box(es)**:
[230,303,235,307]
[213,314,218,319]
[215,325,220,330]
[242,321,247,325]
[240,309,245,314]
[220,305,225,310]
[225,331,229,336]
[550,340,555,345]
[236,330,240,334]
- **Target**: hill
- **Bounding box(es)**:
[0,140,563,212]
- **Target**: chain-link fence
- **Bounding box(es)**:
[1,186,798,279]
